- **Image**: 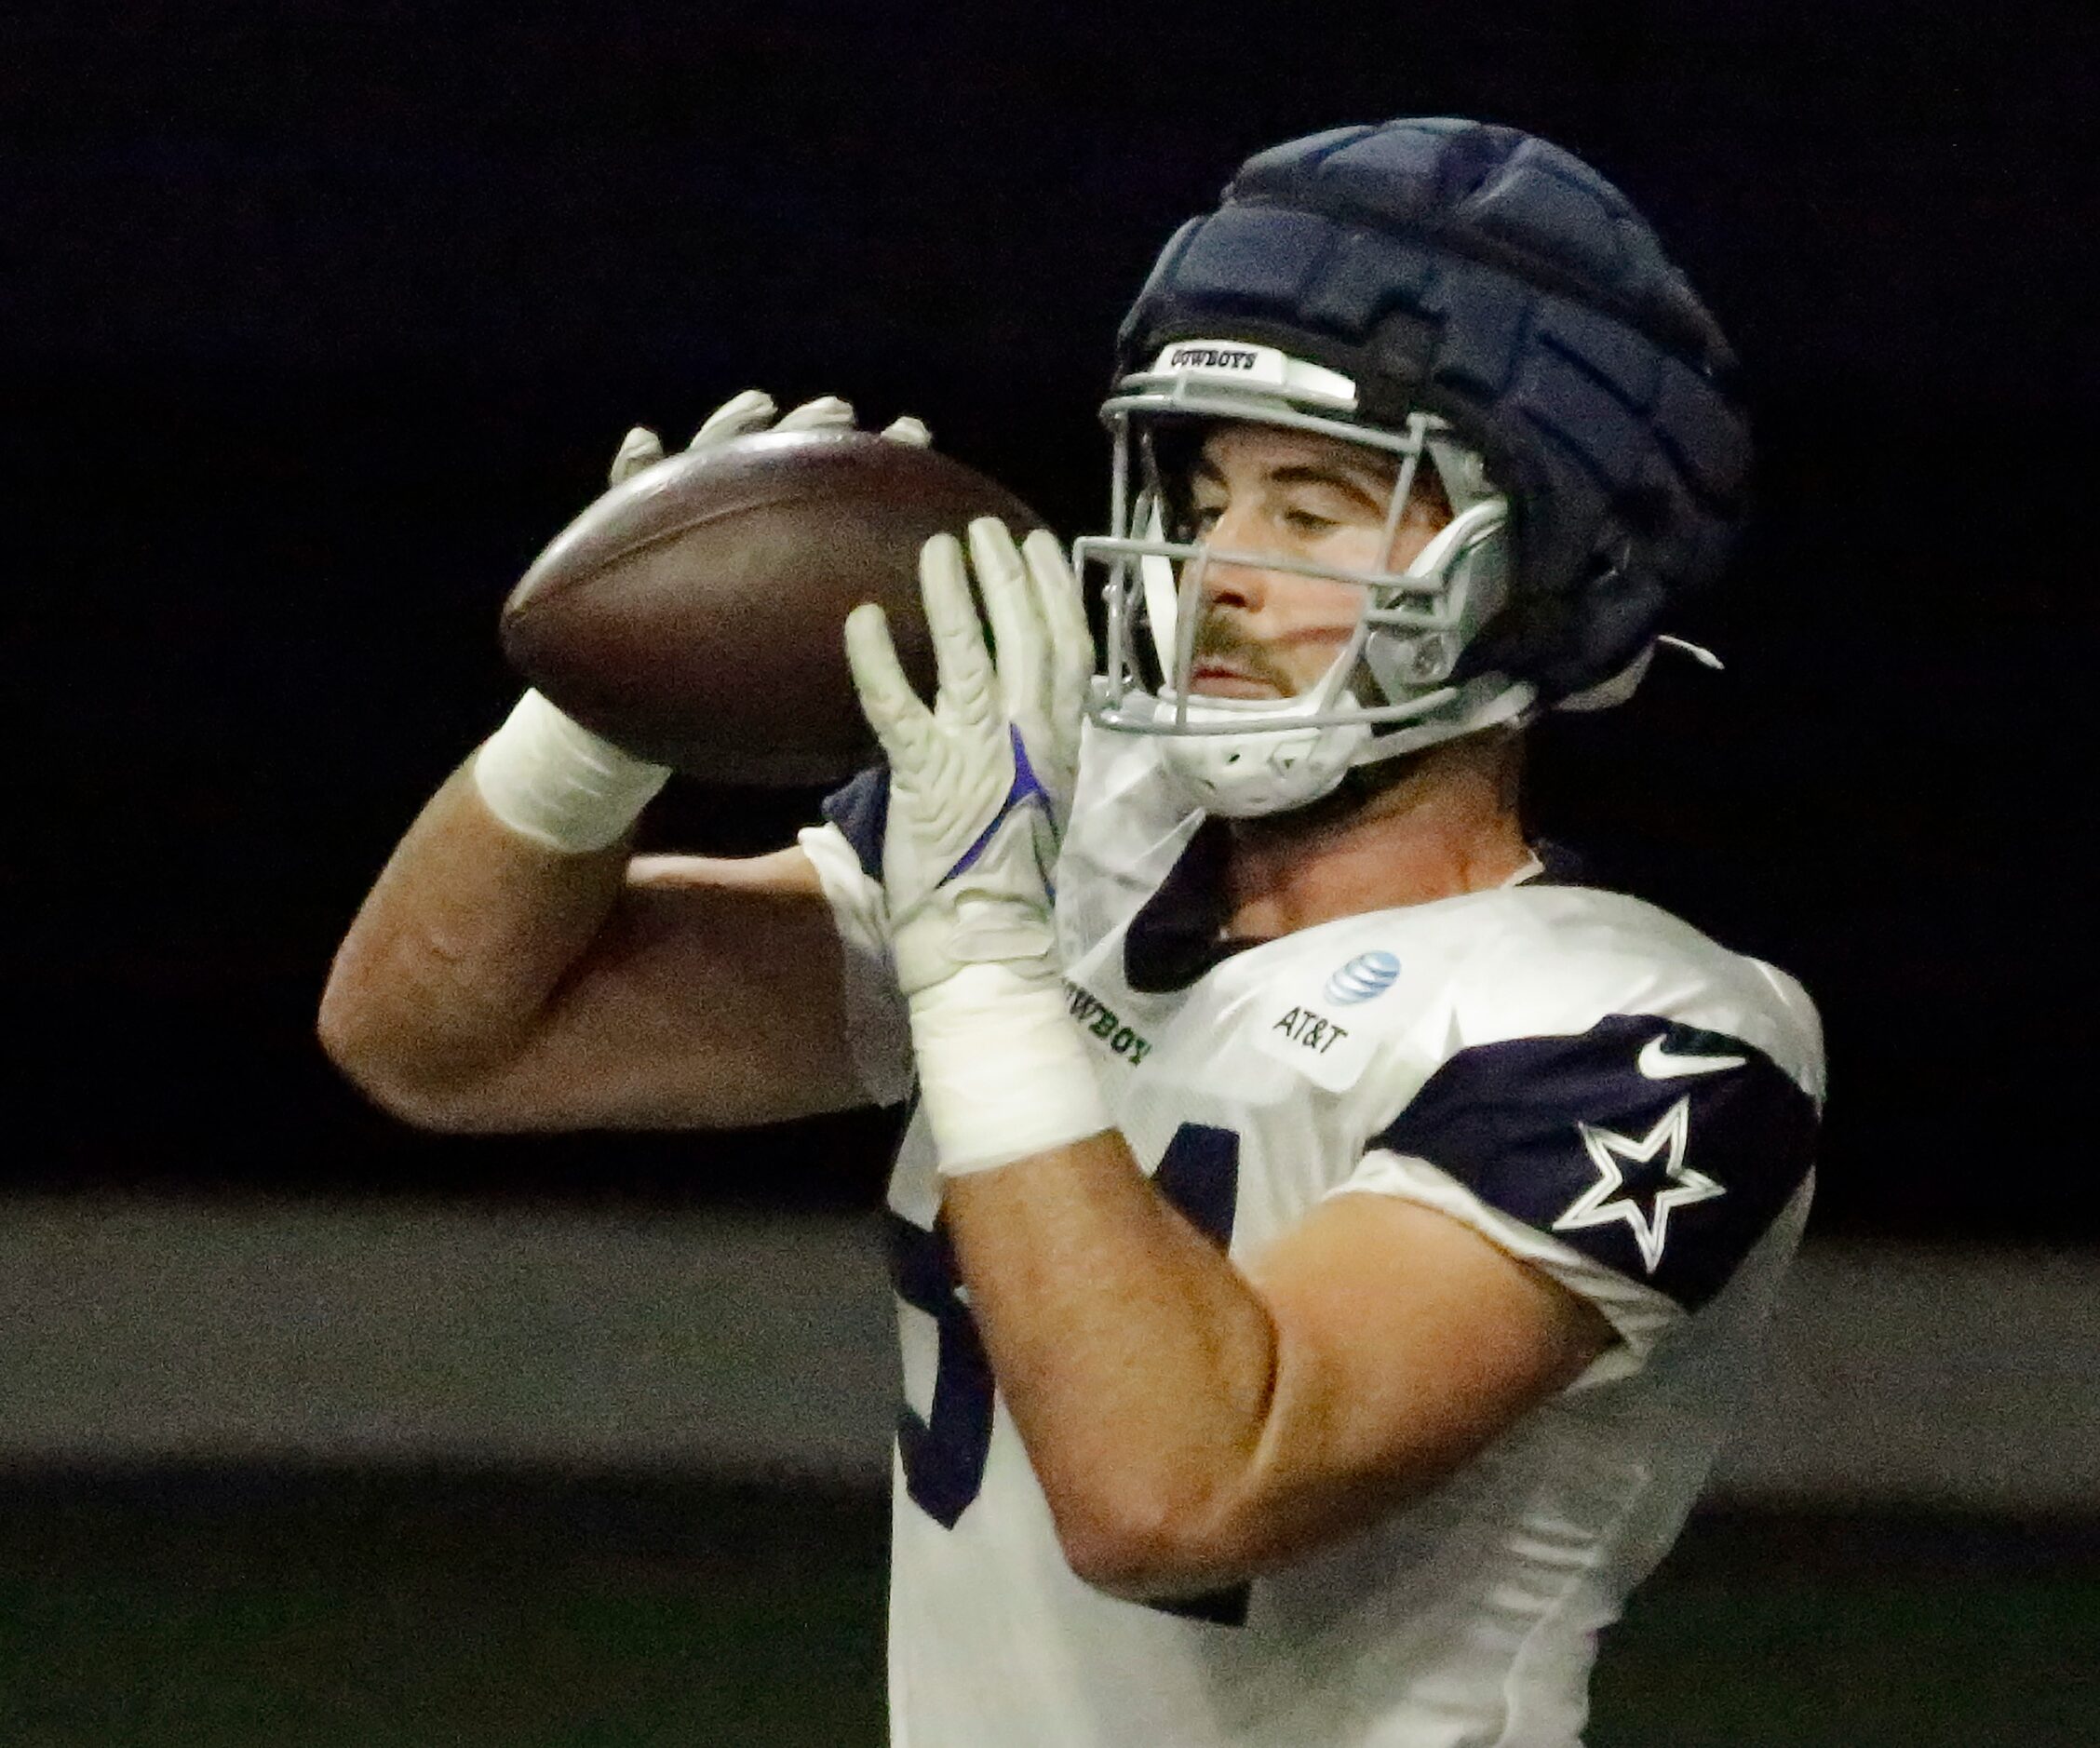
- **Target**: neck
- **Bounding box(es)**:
[1223,729,1530,939]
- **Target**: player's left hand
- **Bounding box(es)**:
[847,524,1111,1173]
[845,522,1081,1000]
[962,518,1092,834]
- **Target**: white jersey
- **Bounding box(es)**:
[800,723,1824,1748]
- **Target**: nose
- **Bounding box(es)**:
[1193,502,1272,614]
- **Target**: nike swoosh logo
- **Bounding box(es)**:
[1638,1036,1747,1079]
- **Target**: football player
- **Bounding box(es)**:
[322,118,1822,1748]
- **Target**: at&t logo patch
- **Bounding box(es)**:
[1323,950,1401,1006]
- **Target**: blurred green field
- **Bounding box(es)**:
[2,1471,2093,1747]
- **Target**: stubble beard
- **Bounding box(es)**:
[1187,612,1302,697]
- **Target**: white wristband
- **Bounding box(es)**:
[472,691,671,854]
[909,963,1114,1176]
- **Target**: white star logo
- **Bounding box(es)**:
[1554,1096,1726,1273]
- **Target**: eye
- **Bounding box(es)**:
[1284,508,1339,534]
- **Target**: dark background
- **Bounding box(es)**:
[11,1,2096,1237]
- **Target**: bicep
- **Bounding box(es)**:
[1225,1193,1612,1563]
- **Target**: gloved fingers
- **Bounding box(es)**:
[845,602,936,763]
[921,532,1001,730]
[609,426,665,485]
[1022,529,1094,728]
[775,395,856,433]
[967,518,1046,719]
[687,389,779,450]
[679,393,909,459]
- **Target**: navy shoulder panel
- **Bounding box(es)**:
[819,765,889,881]
[1371,1013,1817,1310]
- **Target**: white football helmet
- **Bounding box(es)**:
[1074,339,1537,817]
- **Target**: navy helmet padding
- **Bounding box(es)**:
[1117,119,1750,701]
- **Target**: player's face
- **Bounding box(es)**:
[1182,424,1450,699]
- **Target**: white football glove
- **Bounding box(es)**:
[846,523,1109,1172]
[846,525,1074,998]
[612,390,931,482]
[964,518,1093,835]
[478,391,930,854]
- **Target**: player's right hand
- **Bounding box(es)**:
[479,387,937,856]
[609,392,933,486]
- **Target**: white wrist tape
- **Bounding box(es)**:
[909,962,1114,1176]
[472,691,670,854]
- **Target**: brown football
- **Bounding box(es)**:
[501,429,1049,785]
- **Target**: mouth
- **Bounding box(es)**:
[1189,659,1283,699]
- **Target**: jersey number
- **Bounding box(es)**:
[887,1123,1250,1625]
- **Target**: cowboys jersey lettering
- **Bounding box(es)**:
[799,724,1823,1748]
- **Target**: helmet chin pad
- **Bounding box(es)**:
[1149,691,1371,816]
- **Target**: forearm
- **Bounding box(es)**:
[851,519,1326,1580]
[943,1130,1282,1591]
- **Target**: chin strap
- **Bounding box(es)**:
[1659,635,1725,669]
[1554,635,1724,715]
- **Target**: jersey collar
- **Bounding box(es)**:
[1124,819,1263,993]
[1123,827,1588,995]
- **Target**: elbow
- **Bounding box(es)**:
[316,984,387,1105]
[315,990,507,1134]
[1061,1536,1195,1606]
[1048,1353,1289,1601]
[1052,1486,1254,1604]
[1052,1459,1437,1603]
